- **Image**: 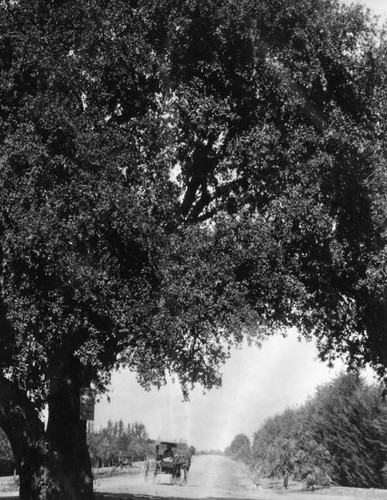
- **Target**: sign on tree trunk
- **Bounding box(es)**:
[80,388,96,421]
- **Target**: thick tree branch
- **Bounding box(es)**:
[0,376,46,464]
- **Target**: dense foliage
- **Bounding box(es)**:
[0,0,386,405]
[251,373,387,489]
[0,0,385,498]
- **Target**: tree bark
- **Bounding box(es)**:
[0,376,52,500]
[46,356,94,500]
[0,364,94,500]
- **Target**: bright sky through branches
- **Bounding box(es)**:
[95,331,376,451]
[342,0,387,19]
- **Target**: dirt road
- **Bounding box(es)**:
[95,455,387,500]
[95,454,256,499]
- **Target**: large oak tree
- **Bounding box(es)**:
[0,0,385,498]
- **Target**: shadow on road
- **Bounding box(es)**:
[97,495,235,500]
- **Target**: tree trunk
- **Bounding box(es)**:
[46,357,94,500]
[0,365,94,500]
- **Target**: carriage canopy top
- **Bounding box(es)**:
[156,441,177,448]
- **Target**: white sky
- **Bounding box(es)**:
[94,0,385,453]
[343,0,387,18]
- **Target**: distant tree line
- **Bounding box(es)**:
[226,373,387,490]
[87,420,151,467]
[198,449,223,456]
[86,420,194,468]
[224,434,251,464]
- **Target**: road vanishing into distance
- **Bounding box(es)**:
[95,454,259,499]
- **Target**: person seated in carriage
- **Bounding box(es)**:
[162,444,174,462]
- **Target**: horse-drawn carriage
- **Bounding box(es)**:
[144,441,191,486]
